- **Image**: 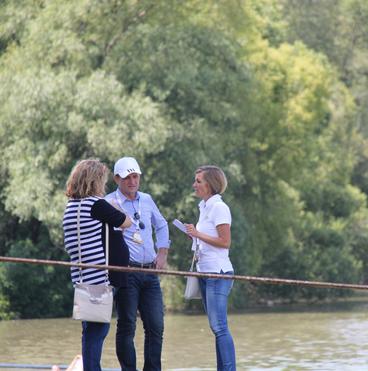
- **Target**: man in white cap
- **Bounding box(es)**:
[105,156,170,371]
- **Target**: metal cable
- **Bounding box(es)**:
[1,255,367,290]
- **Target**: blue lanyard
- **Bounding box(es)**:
[115,190,141,230]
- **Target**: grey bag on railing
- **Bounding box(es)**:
[72,202,113,323]
[184,239,202,300]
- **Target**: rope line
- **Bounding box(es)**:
[0,255,367,290]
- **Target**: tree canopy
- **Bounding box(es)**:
[0,0,367,318]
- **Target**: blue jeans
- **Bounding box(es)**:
[199,271,236,371]
[115,272,164,371]
[81,321,110,371]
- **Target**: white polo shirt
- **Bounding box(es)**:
[195,194,233,273]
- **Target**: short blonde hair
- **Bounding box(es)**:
[66,159,109,199]
[196,165,227,195]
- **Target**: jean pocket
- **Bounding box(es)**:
[219,270,234,291]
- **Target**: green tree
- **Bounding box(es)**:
[0,0,367,317]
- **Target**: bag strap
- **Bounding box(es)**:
[104,223,109,283]
[77,202,83,283]
[76,201,110,284]
[189,238,199,272]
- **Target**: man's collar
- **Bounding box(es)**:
[116,188,140,202]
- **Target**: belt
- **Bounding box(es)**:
[129,261,155,269]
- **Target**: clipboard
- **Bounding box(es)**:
[172,219,187,234]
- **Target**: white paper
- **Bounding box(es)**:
[172,219,187,234]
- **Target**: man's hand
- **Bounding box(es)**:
[155,248,168,269]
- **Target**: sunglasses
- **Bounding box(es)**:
[133,212,145,230]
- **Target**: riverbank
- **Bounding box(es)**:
[179,292,368,316]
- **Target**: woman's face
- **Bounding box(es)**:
[193,171,212,200]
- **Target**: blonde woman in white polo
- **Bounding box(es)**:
[185,165,236,371]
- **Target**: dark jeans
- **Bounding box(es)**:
[115,272,164,371]
[81,321,110,371]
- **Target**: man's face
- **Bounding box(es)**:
[114,173,140,199]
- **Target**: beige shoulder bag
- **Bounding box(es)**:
[72,201,113,323]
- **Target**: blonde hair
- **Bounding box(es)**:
[196,165,228,195]
[66,159,109,199]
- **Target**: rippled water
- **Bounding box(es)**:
[1,300,368,370]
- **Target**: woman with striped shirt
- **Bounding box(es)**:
[63,159,131,371]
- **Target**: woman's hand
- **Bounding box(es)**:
[185,223,199,238]
[185,223,231,249]
[108,199,132,229]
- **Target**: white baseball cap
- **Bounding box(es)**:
[114,157,142,179]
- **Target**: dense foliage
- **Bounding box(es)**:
[0,0,367,318]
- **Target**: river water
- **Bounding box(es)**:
[1,300,368,370]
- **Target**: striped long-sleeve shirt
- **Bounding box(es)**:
[63,196,128,286]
